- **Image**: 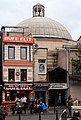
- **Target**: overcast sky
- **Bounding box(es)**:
[0,0,81,40]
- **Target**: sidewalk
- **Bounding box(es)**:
[7,106,67,116]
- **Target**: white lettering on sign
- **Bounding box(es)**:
[4,84,32,90]
[3,36,34,44]
[49,83,68,89]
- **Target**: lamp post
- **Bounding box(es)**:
[0,27,5,105]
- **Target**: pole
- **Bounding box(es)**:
[54,105,55,113]
[56,110,59,120]
[19,113,20,120]
[54,96,55,113]
[39,111,41,120]
[66,48,70,96]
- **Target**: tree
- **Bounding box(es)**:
[71,46,81,75]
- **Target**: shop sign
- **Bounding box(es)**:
[33,83,49,86]
[3,36,34,44]
[4,84,32,90]
[49,83,68,89]
[33,86,48,91]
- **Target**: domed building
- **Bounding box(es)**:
[2,3,77,107]
[14,3,76,70]
[16,3,74,40]
[15,3,77,106]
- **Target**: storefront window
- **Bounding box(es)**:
[21,69,27,81]
[8,69,15,81]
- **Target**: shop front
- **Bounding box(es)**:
[48,83,68,107]
[2,83,33,108]
[33,82,49,106]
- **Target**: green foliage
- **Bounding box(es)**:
[71,47,81,74]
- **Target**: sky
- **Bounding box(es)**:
[0,0,81,41]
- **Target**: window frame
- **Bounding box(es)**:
[20,47,27,60]
[8,46,15,59]
[38,59,46,74]
[8,69,15,82]
[20,69,27,82]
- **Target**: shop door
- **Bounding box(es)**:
[48,90,57,106]
[48,90,66,106]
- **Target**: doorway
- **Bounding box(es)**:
[48,89,66,106]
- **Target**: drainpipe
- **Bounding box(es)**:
[66,48,70,98]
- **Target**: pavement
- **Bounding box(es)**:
[7,106,67,115]
[5,106,67,120]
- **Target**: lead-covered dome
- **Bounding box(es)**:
[15,3,72,40]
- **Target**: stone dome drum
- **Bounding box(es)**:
[14,3,72,40]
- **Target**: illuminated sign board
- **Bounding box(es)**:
[3,36,34,44]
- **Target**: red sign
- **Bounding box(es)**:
[3,36,34,44]
[4,84,32,90]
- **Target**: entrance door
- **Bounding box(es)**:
[48,90,57,106]
[48,90,66,106]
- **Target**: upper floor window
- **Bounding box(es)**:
[21,69,27,81]
[8,46,15,59]
[38,59,46,74]
[8,69,15,81]
[21,47,27,60]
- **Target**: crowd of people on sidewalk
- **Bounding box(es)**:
[67,95,81,120]
[30,97,47,114]
[59,95,81,120]
[11,95,28,114]
[10,95,47,114]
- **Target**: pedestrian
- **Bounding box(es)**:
[30,101,34,114]
[0,106,5,120]
[40,101,47,113]
[67,95,73,117]
[20,96,27,113]
[61,110,67,120]
[73,98,78,106]
[15,96,20,102]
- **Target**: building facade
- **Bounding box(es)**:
[2,35,34,103]
[1,3,79,107]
